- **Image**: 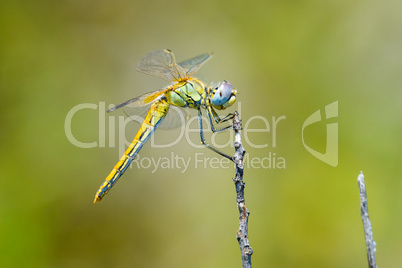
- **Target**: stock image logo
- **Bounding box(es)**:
[302,101,338,167]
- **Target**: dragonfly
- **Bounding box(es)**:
[94,49,237,203]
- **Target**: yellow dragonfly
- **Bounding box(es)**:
[94,49,237,203]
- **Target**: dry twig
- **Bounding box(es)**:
[232,111,253,267]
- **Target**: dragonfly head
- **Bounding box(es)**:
[210,80,237,110]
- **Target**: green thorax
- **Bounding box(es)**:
[165,77,207,108]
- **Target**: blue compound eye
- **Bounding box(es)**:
[211,81,233,106]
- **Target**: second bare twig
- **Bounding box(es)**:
[357,171,377,268]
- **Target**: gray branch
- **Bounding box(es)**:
[232,111,253,267]
[357,171,377,268]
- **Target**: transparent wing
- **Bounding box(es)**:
[107,89,166,112]
[178,52,213,77]
[137,49,187,82]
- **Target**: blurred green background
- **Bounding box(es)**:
[1,0,402,267]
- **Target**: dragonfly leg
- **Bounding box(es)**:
[198,108,234,161]
[206,105,235,133]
